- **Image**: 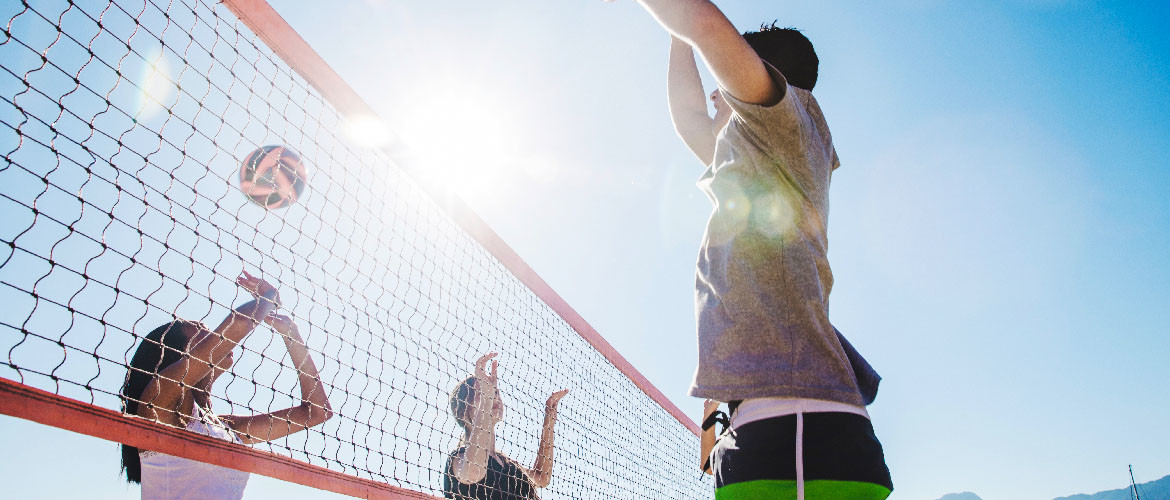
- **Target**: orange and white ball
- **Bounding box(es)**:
[238,145,308,209]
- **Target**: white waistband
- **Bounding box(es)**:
[731,397,869,428]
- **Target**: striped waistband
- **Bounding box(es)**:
[731,397,869,428]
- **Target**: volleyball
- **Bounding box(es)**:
[238,145,308,209]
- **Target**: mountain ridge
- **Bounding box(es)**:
[1052,473,1170,500]
[932,473,1170,500]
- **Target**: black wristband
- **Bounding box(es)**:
[701,410,729,433]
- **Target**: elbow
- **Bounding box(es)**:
[305,401,334,428]
[322,398,334,421]
[534,474,552,489]
[454,464,487,485]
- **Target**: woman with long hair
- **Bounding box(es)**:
[120,271,332,500]
[444,352,568,500]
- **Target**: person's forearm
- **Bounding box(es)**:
[199,295,276,363]
[699,401,719,473]
[634,0,780,105]
[669,37,707,118]
[229,293,279,337]
[284,335,331,418]
[700,425,716,472]
[668,36,716,163]
[531,412,558,487]
[635,0,723,45]
[463,398,495,466]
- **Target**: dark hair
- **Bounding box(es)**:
[120,320,191,483]
[743,22,819,91]
[449,376,478,435]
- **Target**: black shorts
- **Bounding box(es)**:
[712,412,893,499]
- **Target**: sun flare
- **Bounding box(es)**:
[391,82,530,200]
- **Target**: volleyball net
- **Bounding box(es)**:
[0,0,710,498]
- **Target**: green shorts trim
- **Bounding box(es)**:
[715,479,892,500]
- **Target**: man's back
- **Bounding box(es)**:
[691,63,857,405]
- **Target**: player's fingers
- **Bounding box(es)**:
[547,390,567,407]
[474,352,494,371]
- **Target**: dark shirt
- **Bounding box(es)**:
[443,447,537,500]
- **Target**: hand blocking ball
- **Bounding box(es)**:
[238,145,308,209]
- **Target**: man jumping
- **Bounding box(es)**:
[604,1,894,498]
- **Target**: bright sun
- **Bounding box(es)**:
[388,82,529,202]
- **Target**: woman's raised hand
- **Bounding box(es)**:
[264,313,300,339]
[472,352,499,406]
[545,389,569,416]
[473,352,499,387]
[237,270,280,307]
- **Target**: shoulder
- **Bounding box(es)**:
[445,446,468,469]
[794,89,839,169]
[720,63,814,139]
[443,447,472,497]
[797,88,830,132]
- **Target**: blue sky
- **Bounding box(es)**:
[2,1,1168,500]
[278,1,1168,499]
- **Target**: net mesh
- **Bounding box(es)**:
[0,0,711,498]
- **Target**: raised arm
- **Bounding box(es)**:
[527,389,568,488]
[699,399,720,474]
[138,271,280,418]
[222,314,333,444]
[668,36,717,165]
[199,271,281,368]
[452,353,500,485]
[619,0,782,106]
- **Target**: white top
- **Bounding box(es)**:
[731,397,869,429]
[139,404,250,500]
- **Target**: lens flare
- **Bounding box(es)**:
[706,180,801,245]
[390,78,527,202]
[752,190,799,239]
[136,48,177,119]
[344,114,396,149]
[707,183,752,247]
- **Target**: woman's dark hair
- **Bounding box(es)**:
[120,320,190,483]
[449,376,478,435]
[743,22,819,91]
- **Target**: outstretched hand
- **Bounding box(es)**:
[474,352,499,388]
[545,389,569,416]
[472,352,500,409]
[237,270,280,307]
[264,313,300,339]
